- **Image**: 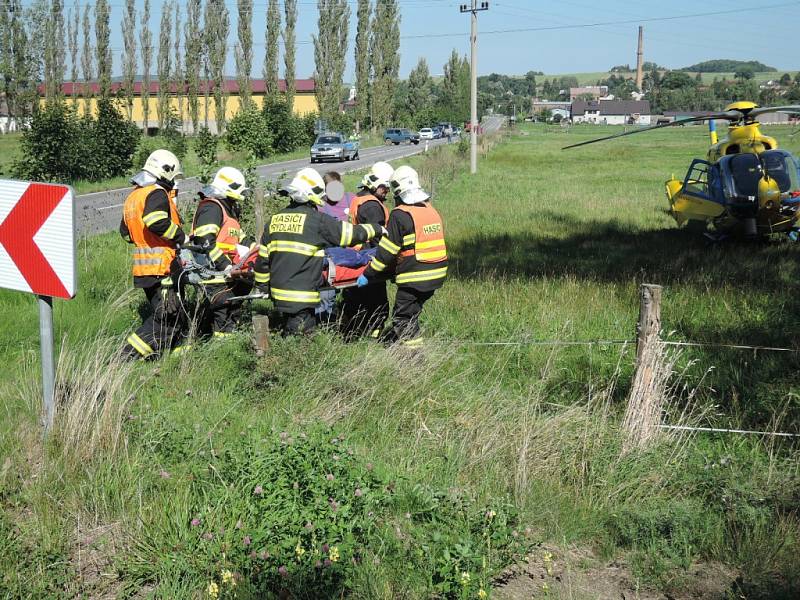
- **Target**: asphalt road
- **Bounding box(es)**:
[76,137,454,236]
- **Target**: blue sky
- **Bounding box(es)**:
[84,0,799,79]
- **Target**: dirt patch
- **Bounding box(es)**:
[71,521,124,599]
[493,544,738,600]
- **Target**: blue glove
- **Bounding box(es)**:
[790,229,800,242]
[356,274,369,288]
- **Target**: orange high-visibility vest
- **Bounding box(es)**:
[396,203,447,263]
[191,197,244,259]
[123,184,181,277]
[349,193,389,225]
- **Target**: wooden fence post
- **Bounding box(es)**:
[254,187,265,239]
[253,315,270,356]
[636,283,662,366]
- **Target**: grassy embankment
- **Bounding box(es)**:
[1,124,799,598]
[0,131,385,195]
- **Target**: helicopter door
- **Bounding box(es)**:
[680,159,717,202]
[719,154,762,217]
[760,150,799,194]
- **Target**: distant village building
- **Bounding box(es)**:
[38,78,318,133]
[530,100,571,118]
[569,86,609,102]
[571,100,651,125]
[0,97,18,133]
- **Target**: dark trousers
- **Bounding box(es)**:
[341,282,389,339]
[123,282,185,359]
[198,280,252,337]
[382,287,434,345]
[277,308,317,336]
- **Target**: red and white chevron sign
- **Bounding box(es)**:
[0,180,76,299]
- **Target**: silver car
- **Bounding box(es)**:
[310,134,359,163]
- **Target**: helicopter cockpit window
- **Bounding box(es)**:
[722,153,762,200]
[760,150,799,194]
[682,160,712,199]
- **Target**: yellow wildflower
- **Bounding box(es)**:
[329,546,340,562]
[542,582,550,593]
[478,588,488,599]
[460,571,471,585]
[207,581,219,599]
[221,569,235,586]
[295,542,306,559]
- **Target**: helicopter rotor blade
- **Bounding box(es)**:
[562,111,741,150]
[749,105,800,118]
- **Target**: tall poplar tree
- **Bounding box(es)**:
[235,0,253,109]
[283,0,297,110]
[353,0,371,129]
[44,0,65,101]
[80,3,93,112]
[407,57,433,117]
[26,0,49,97]
[184,0,201,132]
[140,0,153,130]
[205,0,229,131]
[264,0,280,98]
[122,0,137,119]
[369,0,400,128]
[95,0,111,99]
[0,0,31,130]
[173,2,183,126]
[313,0,349,121]
[67,3,79,104]
[157,0,173,130]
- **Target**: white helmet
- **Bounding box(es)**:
[282,167,327,205]
[142,149,183,184]
[203,166,249,201]
[360,161,394,192]
[390,165,430,205]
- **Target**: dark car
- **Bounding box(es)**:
[384,128,420,145]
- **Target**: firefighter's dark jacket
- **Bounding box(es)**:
[253,201,379,312]
[354,189,388,249]
[363,203,448,293]
[191,196,254,270]
[119,186,187,288]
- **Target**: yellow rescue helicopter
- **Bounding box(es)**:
[564,102,800,239]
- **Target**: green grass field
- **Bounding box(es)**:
[1,125,799,598]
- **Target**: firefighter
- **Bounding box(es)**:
[190,166,255,338]
[119,149,187,359]
[341,161,395,339]
[253,167,382,335]
[358,165,447,348]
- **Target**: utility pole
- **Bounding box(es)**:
[460,1,488,174]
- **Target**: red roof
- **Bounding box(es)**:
[39,78,315,96]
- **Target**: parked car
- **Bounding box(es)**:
[310,133,359,163]
[431,126,443,139]
[384,128,420,145]
[419,127,434,140]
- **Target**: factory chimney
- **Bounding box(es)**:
[635,26,644,91]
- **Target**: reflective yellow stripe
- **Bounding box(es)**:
[378,237,400,255]
[370,258,387,272]
[142,211,169,226]
[193,223,220,237]
[361,224,375,239]
[164,222,178,239]
[209,247,223,261]
[269,241,324,257]
[217,242,237,251]
[340,222,354,246]
[258,244,270,258]
[200,277,227,284]
[254,271,270,283]
[126,333,154,357]
[402,234,416,246]
[133,258,162,266]
[416,249,447,261]
[401,337,424,348]
[415,239,445,250]
[396,266,448,284]
[270,288,320,303]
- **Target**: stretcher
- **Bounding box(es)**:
[179,245,373,303]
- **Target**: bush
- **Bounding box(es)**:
[225,107,273,159]
[194,127,219,184]
[160,108,187,160]
[13,102,85,182]
[13,99,139,183]
[262,97,308,154]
